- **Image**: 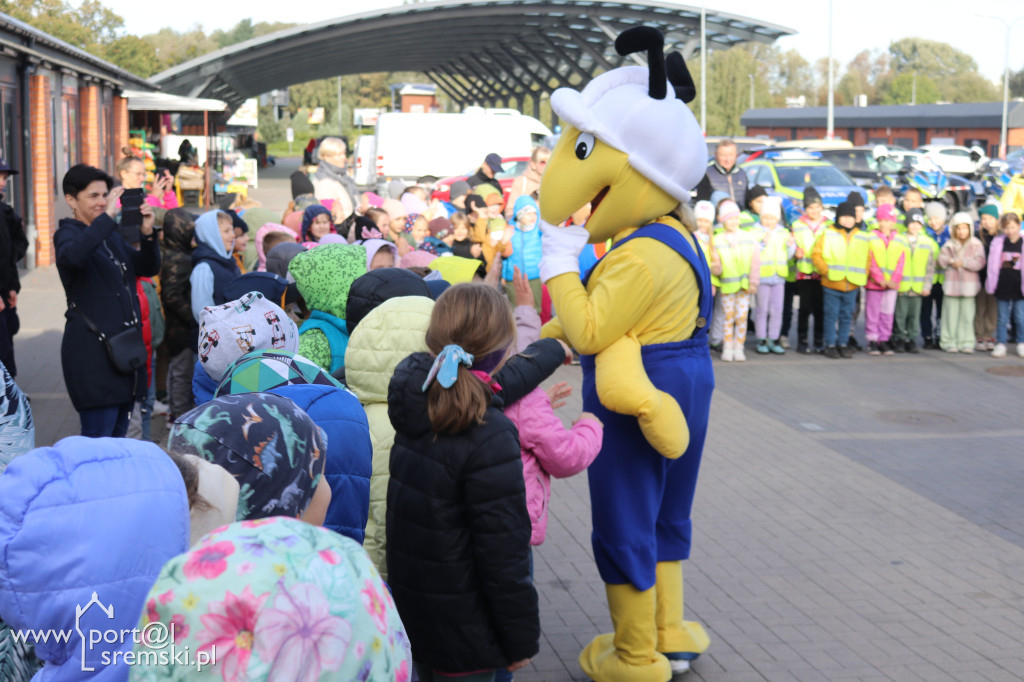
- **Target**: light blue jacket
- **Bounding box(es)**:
[502,195,543,281]
[189,211,234,322]
[0,437,189,681]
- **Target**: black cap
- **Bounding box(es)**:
[0,158,19,175]
[484,153,503,173]
[290,171,314,199]
[846,191,865,208]
[746,185,768,206]
[905,209,925,227]
[224,209,248,233]
[835,201,857,221]
[803,186,822,208]
[465,194,488,213]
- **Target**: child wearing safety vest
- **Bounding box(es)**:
[892,210,938,353]
[693,200,723,295]
[752,197,795,354]
[791,187,829,353]
[864,205,907,356]
[938,212,986,353]
[713,200,758,362]
[812,200,871,359]
[740,185,767,231]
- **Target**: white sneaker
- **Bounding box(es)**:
[152,399,170,416]
[975,341,987,351]
[721,342,734,362]
[734,344,747,362]
[669,659,691,675]
[1018,343,1024,358]
[992,343,1007,358]
[780,336,791,349]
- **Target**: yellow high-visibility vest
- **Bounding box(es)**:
[821,228,871,286]
[712,230,755,294]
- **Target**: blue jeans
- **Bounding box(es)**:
[823,288,858,348]
[79,403,133,438]
[996,299,1024,344]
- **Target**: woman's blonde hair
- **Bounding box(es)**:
[115,154,143,179]
[425,284,515,434]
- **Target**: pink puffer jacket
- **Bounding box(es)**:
[503,388,602,546]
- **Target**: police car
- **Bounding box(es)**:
[740,150,870,223]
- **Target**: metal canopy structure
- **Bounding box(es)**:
[152,0,793,115]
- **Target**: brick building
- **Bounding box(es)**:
[0,13,153,267]
[741,102,1024,158]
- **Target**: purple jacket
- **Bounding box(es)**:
[985,235,1024,297]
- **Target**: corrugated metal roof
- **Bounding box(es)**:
[741,102,1024,129]
[152,0,793,114]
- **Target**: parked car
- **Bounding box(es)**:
[432,157,531,204]
[372,110,550,192]
[916,145,988,177]
[818,147,905,188]
[741,150,868,223]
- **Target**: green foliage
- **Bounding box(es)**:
[1011,66,1024,98]
[102,34,161,77]
[881,72,940,105]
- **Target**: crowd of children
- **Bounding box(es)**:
[699,185,1024,360]
[0,154,606,682]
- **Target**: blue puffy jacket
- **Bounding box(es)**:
[502,195,543,281]
[269,384,372,543]
[0,437,189,680]
[191,357,219,407]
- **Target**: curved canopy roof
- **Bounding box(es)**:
[152,0,793,112]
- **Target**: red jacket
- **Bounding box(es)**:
[136,278,153,384]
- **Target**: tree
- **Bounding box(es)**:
[1011,66,1024,98]
[884,37,997,102]
[835,49,891,105]
[103,35,161,77]
[881,72,940,105]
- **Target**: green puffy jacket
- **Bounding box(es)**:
[344,295,434,579]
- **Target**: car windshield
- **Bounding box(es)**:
[775,164,855,187]
[497,161,528,179]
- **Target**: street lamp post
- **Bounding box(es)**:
[700,0,706,133]
[978,14,1024,159]
[826,0,834,140]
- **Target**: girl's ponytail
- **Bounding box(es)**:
[423,284,516,435]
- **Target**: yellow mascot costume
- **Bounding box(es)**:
[538,27,714,681]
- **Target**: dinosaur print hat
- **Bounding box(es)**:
[167,392,327,521]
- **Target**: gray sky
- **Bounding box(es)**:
[108,0,1024,85]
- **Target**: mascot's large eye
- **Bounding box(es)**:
[575,132,595,160]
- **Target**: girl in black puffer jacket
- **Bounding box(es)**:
[387,284,562,680]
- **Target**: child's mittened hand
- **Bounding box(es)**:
[576,411,602,427]
[546,381,572,409]
[513,266,534,307]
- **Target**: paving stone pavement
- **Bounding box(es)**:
[16,164,1024,681]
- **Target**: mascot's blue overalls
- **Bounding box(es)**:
[537,28,715,682]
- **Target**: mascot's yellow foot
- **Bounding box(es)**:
[655,562,710,657]
[580,583,672,682]
[638,390,689,460]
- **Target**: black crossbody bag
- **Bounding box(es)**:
[69,241,147,375]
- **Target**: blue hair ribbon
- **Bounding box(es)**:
[422,344,475,392]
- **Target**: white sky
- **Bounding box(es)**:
[104,0,1024,84]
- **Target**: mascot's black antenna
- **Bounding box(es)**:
[615,26,666,100]
[666,52,697,103]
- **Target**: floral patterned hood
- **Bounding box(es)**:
[130,517,412,682]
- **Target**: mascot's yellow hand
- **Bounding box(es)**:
[595,334,689,458]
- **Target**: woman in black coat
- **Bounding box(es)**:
[54,164,160,437]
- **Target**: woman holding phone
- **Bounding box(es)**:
[55,164,160,437]
[115,154,178,209]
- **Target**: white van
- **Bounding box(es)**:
[372,109,551,192]
[352,135,376,188]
